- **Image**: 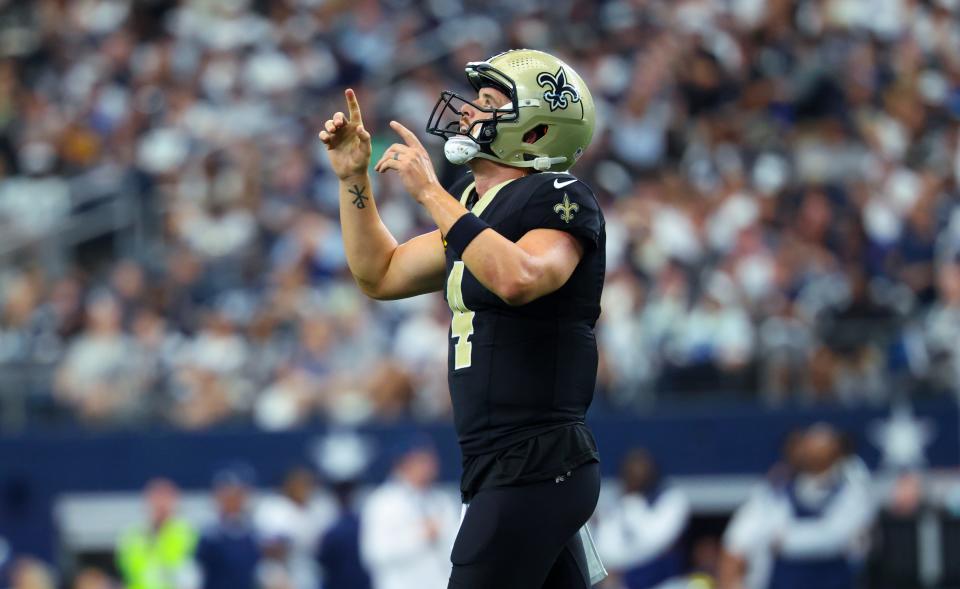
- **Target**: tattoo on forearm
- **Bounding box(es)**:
[349,185,369,209]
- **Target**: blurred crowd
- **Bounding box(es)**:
[3,0,960,429]
[0,433,459,589]
[593,425,960,589]
[4,426,960,589]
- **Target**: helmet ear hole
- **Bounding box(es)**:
[522,124,549,144]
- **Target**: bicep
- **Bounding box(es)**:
[515,228,584,299]
[369,230,446,300]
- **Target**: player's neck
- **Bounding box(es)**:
[469,158,529,198]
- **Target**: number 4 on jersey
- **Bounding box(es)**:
[446,261,474,370]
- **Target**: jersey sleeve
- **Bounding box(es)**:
[520,178,603,250]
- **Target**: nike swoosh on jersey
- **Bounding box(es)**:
[553,178,578,189]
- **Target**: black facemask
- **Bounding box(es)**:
[425,62,520,147]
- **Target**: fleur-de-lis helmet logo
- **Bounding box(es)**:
[537,67,581,112]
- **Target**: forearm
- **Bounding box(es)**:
[779,491,873,557]
[338,174,399,294]
[779,517,864,557]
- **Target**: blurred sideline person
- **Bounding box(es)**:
[320,48,604,588]
[70,567,117,589]
[719,432,804,589]
[720,426,873,589]
[8,557,56,589]
[254,466,336,589]
[594,449,690,589]
[195,464,260,589]
[360,439,458,589]
[317,480,371,589]
[766,426,873,589]
[116,478,198,589]
[864,471,927,588]
[316,432,373,589]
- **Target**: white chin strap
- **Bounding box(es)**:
[443,136,567,171]
[520,155,568,171]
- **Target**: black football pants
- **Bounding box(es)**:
[448,461,601,589]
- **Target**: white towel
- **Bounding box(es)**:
[579,523,608,586]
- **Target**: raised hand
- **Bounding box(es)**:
[319,89,372,180]
[374,121,441,203]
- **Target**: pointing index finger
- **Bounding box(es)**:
[390,120,423,149]
[345,88,363,124]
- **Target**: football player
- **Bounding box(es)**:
[320,49,605,589]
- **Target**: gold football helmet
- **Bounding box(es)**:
[427,49,596,173]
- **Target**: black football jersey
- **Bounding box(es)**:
[442,171,605,483]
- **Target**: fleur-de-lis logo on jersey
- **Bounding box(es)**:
[537,67,581,112]
[554,193,579,223]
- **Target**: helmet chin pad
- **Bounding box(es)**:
[444,136,481,165]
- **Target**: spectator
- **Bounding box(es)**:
[70,568,117,589]
[0,272,58,365]
[389,298,450,419]
[812,269,899,403]
[360,437,458,589]
[253,366,317,432]
[195,464,261,589]
[594,449,690,589]
[317,482,371,589]
[719,431,804,589]
[116,478,198,589]
[170,307,252,429]
[766,426,874,589]
[924,262,960,393]
[53,293,145,425]
[8,558,56,589]
[864,471,929,589]
[254,467,336,589]
[315,431,374,589]
[109,260,147,328]
[129,307,182,421]
[663,272,755,394]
